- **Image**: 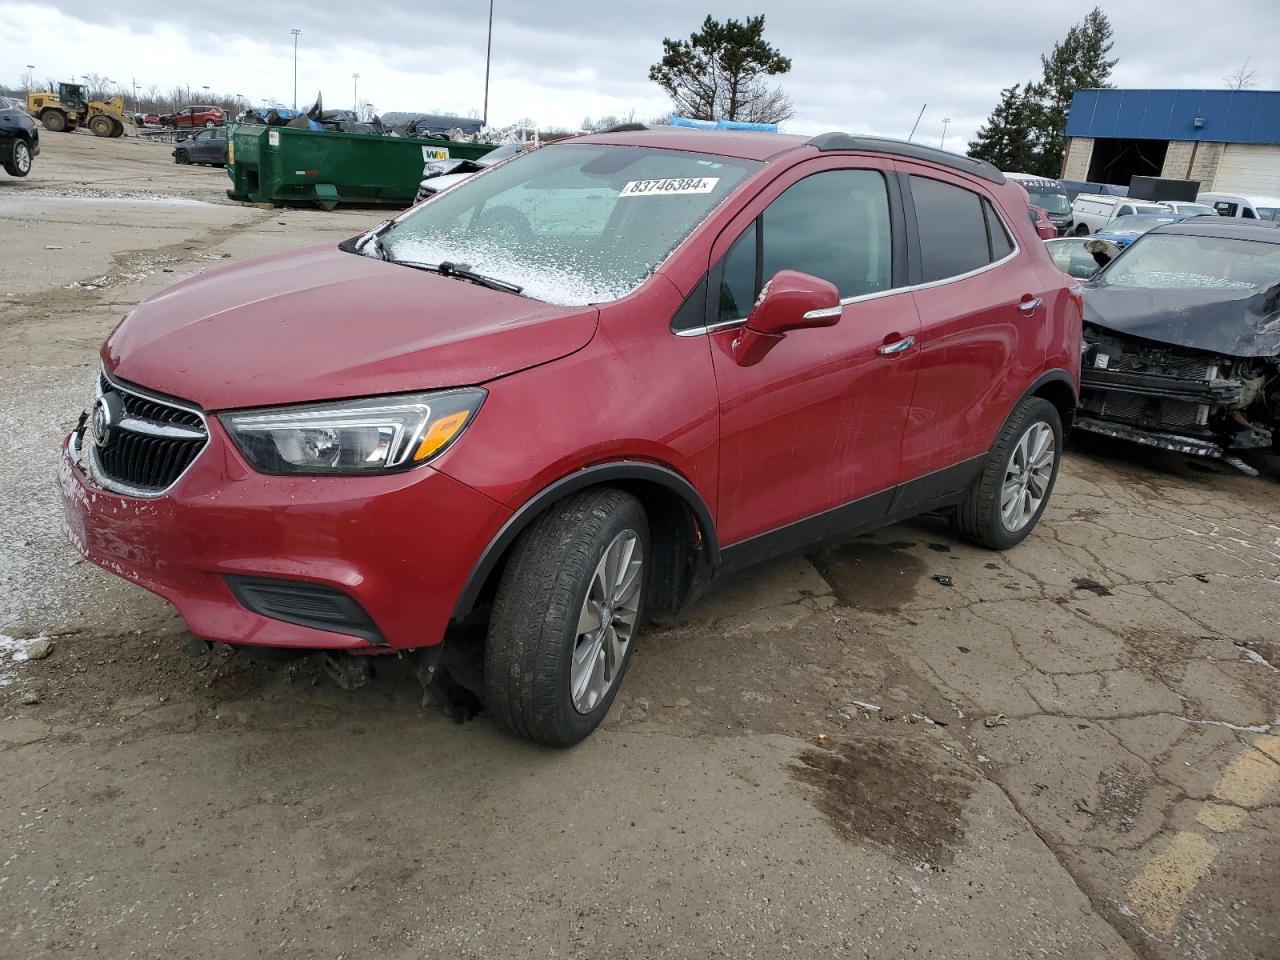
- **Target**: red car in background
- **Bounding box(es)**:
[60,129,1081,746]
[159,105,224,129]
[1030,205,1059,239]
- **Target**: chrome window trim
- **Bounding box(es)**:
[674,244,1022,338]
[674,194,1022,338]
[80,367,211,499]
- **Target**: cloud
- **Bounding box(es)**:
[2,0,1274,143]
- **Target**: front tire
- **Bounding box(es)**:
[484,488,648,747]
[952,397,1062,550]
[4,139,32,177]
[89,115,114,137]
[174,149,189,165]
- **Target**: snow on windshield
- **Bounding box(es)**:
[377,144,759,306]
[1103,234,1280,292]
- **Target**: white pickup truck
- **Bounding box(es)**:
[1069,194,1169,235]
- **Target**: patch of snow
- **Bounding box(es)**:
[0,634,44,687]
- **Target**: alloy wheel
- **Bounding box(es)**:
[1000,421,1055,532]
[15,142,30,174]
[570,529,643,714]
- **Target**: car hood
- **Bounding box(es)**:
[104,245,600,409]
[1082,281,1280,358]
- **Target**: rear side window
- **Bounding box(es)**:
[910,176,992,282]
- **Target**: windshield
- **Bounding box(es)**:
[1103,215,1173,235]
[378,143,760,304]
[1100,234,1280,291]
[1027,190,1070,215]
[1171,203,1216,217]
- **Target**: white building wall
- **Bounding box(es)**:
[1212,144,1280,194]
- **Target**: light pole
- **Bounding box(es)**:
[352,73,359,115]
[25,65,34,93]
[291,28,302,110]
[940,117,951,150]
[482,0,494,125]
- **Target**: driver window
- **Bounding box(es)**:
[715,169,893,323]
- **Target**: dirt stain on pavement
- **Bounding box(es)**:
[810,539,927,611]
[791,736,976,868]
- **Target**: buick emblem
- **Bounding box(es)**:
[92,391,123,448]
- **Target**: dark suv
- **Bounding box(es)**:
[61,130,1082,746]
[0,96,38,177]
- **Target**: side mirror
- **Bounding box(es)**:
[733,269,841,366]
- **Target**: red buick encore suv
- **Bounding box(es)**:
[61,129,1082,746]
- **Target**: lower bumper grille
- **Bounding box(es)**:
[83,371,208,496]
[1102,394,1204,428]
[224,576,385,644]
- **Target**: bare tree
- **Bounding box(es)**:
[1224,59,1259,90]
[735,84,794,124]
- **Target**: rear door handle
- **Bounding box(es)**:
[1018,297,1044,315]
[877,335,916,356]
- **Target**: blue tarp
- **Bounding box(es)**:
[670,116,779,133]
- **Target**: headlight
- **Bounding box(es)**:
[221,389,485,475]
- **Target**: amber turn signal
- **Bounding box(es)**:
[413,411,471,461]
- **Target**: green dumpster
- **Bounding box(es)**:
[225,123,496,210]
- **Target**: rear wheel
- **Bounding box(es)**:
[484,488,648,747]
[204,119,215,129]
[1074,223,1090,237]
[952,397,1062,550]
[3,139,32,177]
[41,109,67,133]
[89,115,114,137]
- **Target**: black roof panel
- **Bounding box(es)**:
[806,133,1005,184]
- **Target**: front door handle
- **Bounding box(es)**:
[877,335,916,356]
[1018,297,1044,315]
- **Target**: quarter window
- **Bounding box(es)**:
[984,200,1014,260]
[910,176,1003,282]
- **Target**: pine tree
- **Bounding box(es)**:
[967,84,1041,172]
[1028,7,1117,175]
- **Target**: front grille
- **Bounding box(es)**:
[224,576,385,644]
[87,372,208,495]
[1101,394,1204,429]
[1107,352,1213,379]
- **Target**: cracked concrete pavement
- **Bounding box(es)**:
[1,132,1277,959]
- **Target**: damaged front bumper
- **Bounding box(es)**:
[1078,332,1275,472]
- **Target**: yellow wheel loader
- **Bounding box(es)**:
[27,83,128,138]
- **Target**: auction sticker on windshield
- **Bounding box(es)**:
[619,177,720,197]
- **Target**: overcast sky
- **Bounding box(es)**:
[2,1,1275,145]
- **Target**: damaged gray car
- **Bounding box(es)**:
[1077,218,1280,475]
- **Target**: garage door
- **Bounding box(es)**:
[1213,144,1280,194]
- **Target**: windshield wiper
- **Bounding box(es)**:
[389,259,524,295]
[355,226,392,261]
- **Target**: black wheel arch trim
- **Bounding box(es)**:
[1020,368,1078,419]
[451,461,719,619]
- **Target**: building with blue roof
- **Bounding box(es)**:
[1061,88,1280,194]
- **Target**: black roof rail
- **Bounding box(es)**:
[806,133,1006,185]
[598,123,649,133]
